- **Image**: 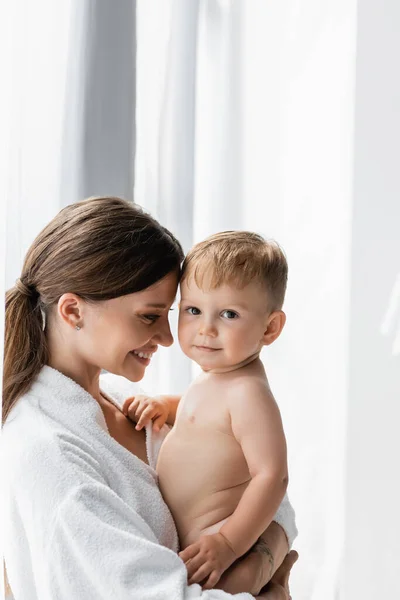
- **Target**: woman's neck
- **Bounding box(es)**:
[47,354,102,402]
[46,322,102,400]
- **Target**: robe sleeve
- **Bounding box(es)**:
[46,480,254,600]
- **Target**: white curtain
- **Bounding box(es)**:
[1,3,136,599]
[343,1,400,598]
[3,0,136,291]
[134,1,374,599]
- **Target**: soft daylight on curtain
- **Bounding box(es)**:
[2,1,400,600]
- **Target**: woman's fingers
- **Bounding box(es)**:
[270,550,298,589]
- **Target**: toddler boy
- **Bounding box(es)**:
[125,231,291,594]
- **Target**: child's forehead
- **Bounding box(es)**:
[180,272,243,293]
[181,263,247,290]
[180,274,268,303]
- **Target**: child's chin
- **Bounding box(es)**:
[200,360,224,371]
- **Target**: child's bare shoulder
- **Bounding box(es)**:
[228,372,278,411]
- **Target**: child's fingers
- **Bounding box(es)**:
[188,563,213,585]
[153,415,167,432]
[122,397,137,415]
[202,570,221,590]
[124,399,141,418]
[122,394,150,415]
[183,552,206,579]
[135,406,156,430]
[179,544,200,564]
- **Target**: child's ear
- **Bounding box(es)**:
[263,310,286,346]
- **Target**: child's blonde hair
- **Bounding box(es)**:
[181,231,288,311]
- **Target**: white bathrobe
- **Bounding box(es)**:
[2,366,297,600]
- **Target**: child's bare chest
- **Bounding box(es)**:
[176,378,231,432]
[157,379,249,501]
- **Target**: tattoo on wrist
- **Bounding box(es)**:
[252,539,274,578]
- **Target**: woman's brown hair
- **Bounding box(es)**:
[2,196,184,424]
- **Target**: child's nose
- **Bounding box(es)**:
[199,319,217,337]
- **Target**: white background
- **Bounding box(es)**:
[2,2,400,599]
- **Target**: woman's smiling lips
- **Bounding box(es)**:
[130,347,157,366]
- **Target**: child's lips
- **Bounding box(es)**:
[194,345,221,352]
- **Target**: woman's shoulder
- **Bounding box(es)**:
[2,399,106,504]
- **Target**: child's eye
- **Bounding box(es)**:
[221,310,238,319]
[187,307,201,315]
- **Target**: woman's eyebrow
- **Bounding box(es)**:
[145,303,167,308]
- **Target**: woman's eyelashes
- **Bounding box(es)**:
[141,314,161,323]
[141,305,175,323]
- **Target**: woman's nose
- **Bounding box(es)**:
[155,319,174,347]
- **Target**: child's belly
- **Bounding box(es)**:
[156,425,250,548]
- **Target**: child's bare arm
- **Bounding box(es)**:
[180,383,288,588]
[163,395,181,424]
[122,394,181,430]
[220,383,288,556]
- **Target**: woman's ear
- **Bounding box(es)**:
[57,293,84,330]
[263,310,286,346]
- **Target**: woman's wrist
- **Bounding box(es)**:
[251,538,274,581]
[258,521,289,578]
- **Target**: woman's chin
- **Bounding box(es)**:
[122,369,145,382]
[119,355,148,382]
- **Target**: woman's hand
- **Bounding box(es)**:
[122,394,169,432]
[216,551,269,596]
[179,532,237,590]
[256,550,298,600]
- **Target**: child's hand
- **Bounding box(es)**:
[122,394,169,432]
[179,532,237,590]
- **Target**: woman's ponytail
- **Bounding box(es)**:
[2,279,48,424]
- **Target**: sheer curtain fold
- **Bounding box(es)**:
[136,2,357,598]
[62,0,136,205]
[4,0,137,290]
[2,7,136,593]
